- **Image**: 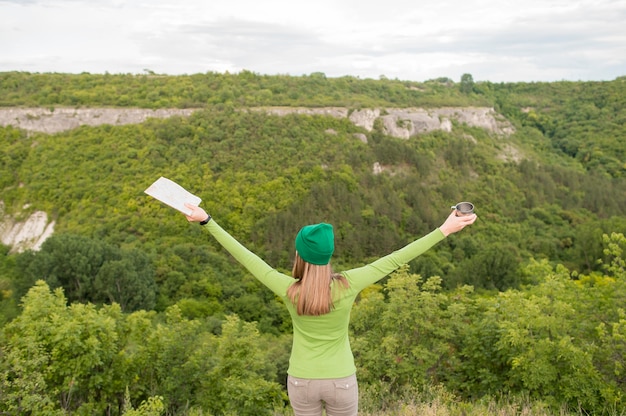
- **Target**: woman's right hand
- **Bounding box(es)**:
[184,203,210,223]
[439,210,477,236]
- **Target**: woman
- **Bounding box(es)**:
[184,203,477,416]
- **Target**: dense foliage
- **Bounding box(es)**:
[0,71,625,415]
[0,71,484,109]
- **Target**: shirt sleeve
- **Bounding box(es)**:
[202,220,294,296]
[343,228,446,292]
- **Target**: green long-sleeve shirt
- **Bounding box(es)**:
[203,220,446,379]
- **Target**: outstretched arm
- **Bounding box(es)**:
[184,203,293,295]
[344,211,478,290]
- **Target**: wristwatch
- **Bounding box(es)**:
[200,215,212,225]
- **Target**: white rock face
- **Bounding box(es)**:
[348,108,380,132]
[350,107,514,138]
[0,208,55,253]
[0,106,514,137]
[258,106,514,138]
[0,107,196,134]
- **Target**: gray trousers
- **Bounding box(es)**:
[287,374,358,416]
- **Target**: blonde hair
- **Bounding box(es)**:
[287,253,349,316]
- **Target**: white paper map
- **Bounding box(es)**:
[144,177,201,216]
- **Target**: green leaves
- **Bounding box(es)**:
[1,281,124,414]
[351,266,470,392]
[350,258,626,414]
[0,71,479,109]
[602,232,626,279]
[16,234,156,312]
[0,284,287,415]
[195,315,285,415]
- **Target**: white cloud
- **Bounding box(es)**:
[0,0,624,81]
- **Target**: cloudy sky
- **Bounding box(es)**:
[1,0,625,83]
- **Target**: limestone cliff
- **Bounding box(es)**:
[0,106,514,137]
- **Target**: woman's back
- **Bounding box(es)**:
[285,282,360,378]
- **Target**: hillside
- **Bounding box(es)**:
[1,72,625,415]
[0,104,519,253]
[0,72,624,285]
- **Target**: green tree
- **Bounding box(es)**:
[454,260,619,412]
[129,305,205,413]
[0,244,19,325]
[121,387,165,416]
[193,315,285,415]
[0,281,126,414]
[452,244,521,291]
[460,73,475,94]
[16,234,156,311]
[15,234,108,303]
[94,248,156,312]
[601,232,626,279]
[351,266,470,394]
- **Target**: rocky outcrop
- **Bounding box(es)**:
[0,203,55,253]
[257,106,514,138]
[364,107,514,138]
[0,106,514,137]
[0,107,196,134]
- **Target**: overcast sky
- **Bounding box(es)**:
[1,0,625,83]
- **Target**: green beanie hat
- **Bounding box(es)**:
[295,223,335,265]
